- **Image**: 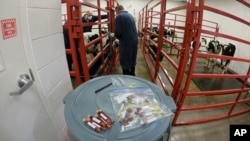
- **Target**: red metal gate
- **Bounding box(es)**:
[138,0,250,125]
[61,0,118,87]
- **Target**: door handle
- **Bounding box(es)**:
[9,74,33,96]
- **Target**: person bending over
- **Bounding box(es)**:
[114,5,138,76]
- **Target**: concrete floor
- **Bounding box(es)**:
[112,46,250,141]
[70,45,250,141]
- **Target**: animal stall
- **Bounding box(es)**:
[62,0,118,87]
[138,0,250,125]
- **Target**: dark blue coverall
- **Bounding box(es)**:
[115,11,138,76]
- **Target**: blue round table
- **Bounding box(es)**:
[63,75,176,141]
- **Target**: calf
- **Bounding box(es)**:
[63,30,110,78]
[85,33,100,56]
[220,43,236,73]
[84,33,112,78]
[150,27,177,42]
[147,27,177,62]
[150,27,159,41]
[205,40,236,73]
[164,28,177,42]
[148,28,163,61]
[188,37,207,65]
[88,52,109,78]
[207,40,222,54]
[148,44,164,62]
[205,39,223,68]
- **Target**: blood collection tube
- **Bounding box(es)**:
[89,115,107,127]
[95,114,112,128]
[88,115,107,130]
[83,118,102,133]
[97,110,115,124]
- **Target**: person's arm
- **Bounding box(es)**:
[91,16,98,22]
[92,15,107,22]
[100,15,108,20]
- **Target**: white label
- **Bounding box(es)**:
[93,117,101,123]
[100,113,108,120]
[87,122,96,129]
[92,122,101,128]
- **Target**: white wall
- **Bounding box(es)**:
[61,0,152,27]
[21,0,73,140]
[203,0,250,75]
[61,0,186,28]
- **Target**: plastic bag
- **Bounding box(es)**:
[109,87,173,132]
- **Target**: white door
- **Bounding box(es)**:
[0,1,59,141]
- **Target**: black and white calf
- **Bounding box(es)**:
[220,43,236,73]
[63,30,110,78]
[147,28,163,62]
[205,40,236,73]
[84,32,111,77]
[188,37,208,65]
[84,33,102,57]
[150,27,177,42]
[147,27,178,62]
[205,39,223,68]
[164,28,177,42]
[207,40,222,54]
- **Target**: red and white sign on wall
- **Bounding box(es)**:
[1,18,17,40]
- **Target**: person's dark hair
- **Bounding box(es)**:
[115,5,124,12]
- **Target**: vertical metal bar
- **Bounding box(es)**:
[65,0,83,85]
[172,0,194,101]
[153,0,166,83]
[76,0,90,81]
[172,0,199,125]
